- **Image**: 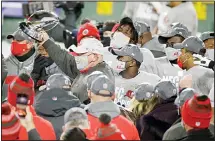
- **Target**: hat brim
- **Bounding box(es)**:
[69,45,88,54]
[174,97,180,107]
[202,36,214,42]
[158,32,177,44]
[7,34,15,40]
[110,48,128,57]
[173,43,184,49]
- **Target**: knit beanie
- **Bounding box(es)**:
[94,114,126,140]
[6,73,35,107]
[182,94,212,129]
[2,102,21,140]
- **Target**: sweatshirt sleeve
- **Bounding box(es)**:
[42,39,79,79]
[132,124,141,140]
[28,129,41,140]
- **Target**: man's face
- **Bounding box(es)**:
[204,38,214,49]
[118,56,135,68]
[13,40,33,56]
[166,36,184,47]
[179,48,194,69]
[78,52,98,64]
[117,24,133,39]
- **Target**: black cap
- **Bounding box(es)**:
[119,17,135,30]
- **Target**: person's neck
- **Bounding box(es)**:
[91,99,112,104]
[141,34,152,47]
[173,2,182,7]
[186,64,197,71]
[15,48,35,62]
[121,67,139,79]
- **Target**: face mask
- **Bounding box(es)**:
[110,32,130,49]
[115,60,126,73]
[102,37,111,47]
[205,49,214,61]
[165,47,181,61]
[11,41,29,56]
[74,56,89,71]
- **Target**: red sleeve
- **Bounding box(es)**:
[132,124,140,140]
[34,117,56,140]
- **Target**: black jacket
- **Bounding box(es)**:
[180,129,214,141]
[34,88,84,140]
[136,96,179,141]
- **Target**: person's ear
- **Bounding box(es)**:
[111,94,116,101]
[27,42,33,49]
[87,90,92,98]
[131,60,136,67]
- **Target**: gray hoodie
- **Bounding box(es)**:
[163,121,214,140]
[2,51,36,100]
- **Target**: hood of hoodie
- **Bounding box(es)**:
[147,96,179,124]
[86,101,121,119]
[34,88,82,117]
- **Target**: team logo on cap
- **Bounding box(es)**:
[195,122,201,127]
[82,29,89,36]
[52,97,57,101]
[103,83,108,89]
[146,92,151,98]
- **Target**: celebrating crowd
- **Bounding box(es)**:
[1,1,215,141]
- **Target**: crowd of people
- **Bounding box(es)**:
[1,1,215,141]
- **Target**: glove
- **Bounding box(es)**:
[32,55,53,74]
[193,54,212,67]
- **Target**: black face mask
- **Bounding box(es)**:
[102,37,111,47]
[169,59,178,65]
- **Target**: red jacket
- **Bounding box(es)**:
[18,106,56,140]
[88,114,140,140]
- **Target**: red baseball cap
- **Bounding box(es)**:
[77,23,100,43]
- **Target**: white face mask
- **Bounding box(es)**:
[74,56,89,71]
[110,32,130,49]
[115,60,126,73]
[205,49,214,61]
[165,47,181,61]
